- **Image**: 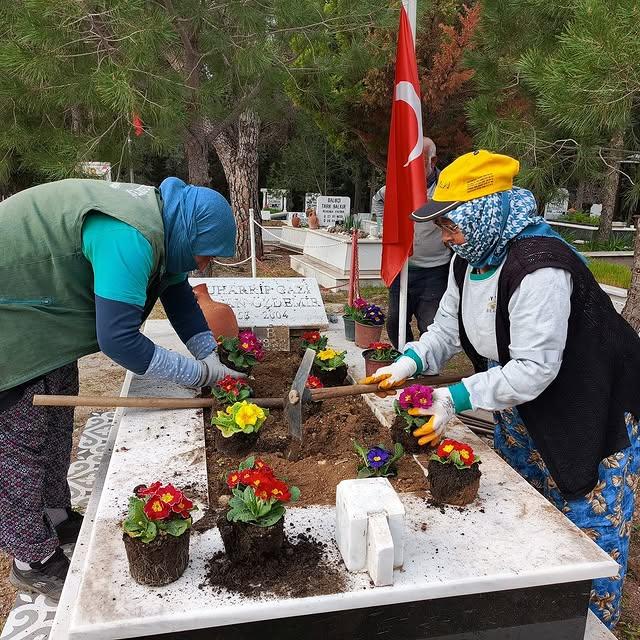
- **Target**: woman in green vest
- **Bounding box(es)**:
[0,177,243,600]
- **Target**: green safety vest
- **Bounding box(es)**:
[0,179,167,391]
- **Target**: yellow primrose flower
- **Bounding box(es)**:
[318,348,337,361]
[234,401,265,428]
[225,405,234,415]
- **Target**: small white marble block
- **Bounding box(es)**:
[335,478,405,586]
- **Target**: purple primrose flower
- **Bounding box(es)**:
[367,447,391,469]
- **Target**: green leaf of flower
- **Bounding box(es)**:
[255,504,285,527]
[159,517,190,537]
[239,456,255,471]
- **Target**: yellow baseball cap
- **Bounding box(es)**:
[412,150,520,222]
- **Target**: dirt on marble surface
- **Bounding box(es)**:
[204,528,346,599]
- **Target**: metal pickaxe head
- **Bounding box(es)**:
[284,347,316,441]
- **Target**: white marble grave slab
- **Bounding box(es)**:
[189,277,328,329]
[58,320,617,640]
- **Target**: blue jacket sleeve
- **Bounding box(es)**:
[95,295,155,375]
[160,278,211,346]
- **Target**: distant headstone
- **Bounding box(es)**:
[305,192,322,212]
[261,188,286,212]
[189,277,328,329]
[590,203,603,217]
[316,195,351,226]
[253,326,290,352]
[543,188,569,220]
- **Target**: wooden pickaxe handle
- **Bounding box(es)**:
[32,372,468,410]
[32,395,285,409]
[308,372,467,401]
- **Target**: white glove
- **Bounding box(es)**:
[197,351,245,386]
[360,356,417,389]
[410,387,456,446]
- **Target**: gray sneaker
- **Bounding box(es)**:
[9,547,69,602]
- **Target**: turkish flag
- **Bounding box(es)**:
[381,5,427,286]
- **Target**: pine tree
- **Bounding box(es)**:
[286,1,480,169]
[469,0,640,327]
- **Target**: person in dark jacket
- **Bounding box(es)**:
[363,150,640,629]
[0,177,243,601]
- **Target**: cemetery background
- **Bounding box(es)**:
[1,0,640,637]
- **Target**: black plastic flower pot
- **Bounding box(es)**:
[343,316,356,341]
[123,529,190,587]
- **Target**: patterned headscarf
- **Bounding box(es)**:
[446,187,543,268]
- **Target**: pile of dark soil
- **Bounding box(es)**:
[203,529,346,598]
[205,352,428,507]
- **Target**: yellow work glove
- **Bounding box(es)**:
[408,387,455,446]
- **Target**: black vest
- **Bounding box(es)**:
[453,236,640,499]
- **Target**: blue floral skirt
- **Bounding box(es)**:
[494,406,640,629]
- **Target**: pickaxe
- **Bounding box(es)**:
[33,348,467,442]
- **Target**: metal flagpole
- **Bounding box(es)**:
[397,0,417,352]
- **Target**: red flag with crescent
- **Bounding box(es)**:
[381,5,427,286]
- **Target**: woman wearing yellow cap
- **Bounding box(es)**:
[363,150,640,629]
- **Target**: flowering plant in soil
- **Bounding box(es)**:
[353,441,404,478]
[217,330,265,369]
[430,439,480,469]
[359,304,385,326]
[212,400,269,438]
[301,330,328,352]
[225,456,300,527]
[305,375,324,389]
[313,347,347,371]
[211,375,252,404]
[343,297,367,321]
[367,342,401,361]
[122,482,197,543]
[394,384,435,433]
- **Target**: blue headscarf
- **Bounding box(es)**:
[446,187,585,268]
[159,177,236,274]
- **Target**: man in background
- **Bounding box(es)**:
[371,137,451,347]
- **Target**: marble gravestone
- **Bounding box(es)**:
[305,192,322,212]
[189,277,328,330]
[316,195,351,226]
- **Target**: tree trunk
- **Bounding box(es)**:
[184,120,210,186]
[211,109,263,261]
[574,180,586,211]
[622,216,640,333]
[596,131,625,243]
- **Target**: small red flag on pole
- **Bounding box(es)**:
[381,2,426,288]
[132,113,144,137]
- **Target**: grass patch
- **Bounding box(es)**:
[588,259,631,289]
